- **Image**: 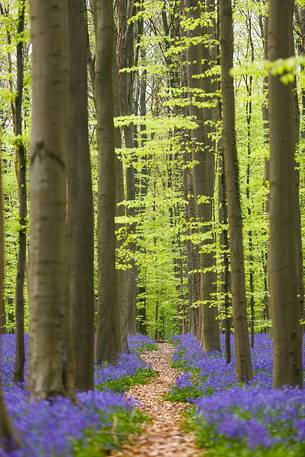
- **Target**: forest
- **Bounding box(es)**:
[0,0,304,456]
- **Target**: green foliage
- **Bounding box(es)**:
[96,368,157,393]
[187,415,305,457]
[131,343,158,353]
[1,0,304,343]
[166,369,207,402]
[73,408,148,457]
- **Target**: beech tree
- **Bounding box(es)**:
[28,0,74,399]
[220,0,252,381]
[14,0,26,384]
[184,0,220,352]
[68,0,95,391]
[95,0,123,363]
[268,0,303,388]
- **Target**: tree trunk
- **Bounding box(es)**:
[14,0,26,384]
[68,0,95,391]
[258,11,270,327]
[95,0,123,363]
[113,48,129,352]
[184,162,200,337]
[28,0,74,399]
[117,0,137,335]
[268,0,303,388]
[218,149,231,364]
[185,0,220,351]
[219,0,252,381]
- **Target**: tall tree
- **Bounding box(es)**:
[28,0,74,399]
[14,0,26,383]
[184,0,220,352]
[117,0,138,335]
[95,0,123,363]
[220,0,252,381]
[218,149,231,363]
[113,47,129,352]
[68,0,95,391]
[268,0,303,388]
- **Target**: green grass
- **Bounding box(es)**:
[184,413,305,457]
[132,343,158,353]
[165,369,207,402]
[96,367,157,393]
[73,408,149,457]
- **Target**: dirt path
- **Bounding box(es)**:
[112,343,204,457]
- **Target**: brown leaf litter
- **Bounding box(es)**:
[111,343,205,457]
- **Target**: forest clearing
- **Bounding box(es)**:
[1,0,305,456]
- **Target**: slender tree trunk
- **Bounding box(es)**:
[295,4,305,326]
[268,0,303,388]
[184,141,200,335]
[117,0,137,334]
[14,0,26,384]
[245,81,255,349]
[137,286,147,334]
[185,0,220,351]
[68,0,95,391]
[28,0,74,399]
[220,0,252,381]
[294,92,305,328]
[259,11,270,326]
[135,28,148,335]
[113,49,129,351]
[95,0,123,363]
[218,150,231,364]
[245,14,256,348]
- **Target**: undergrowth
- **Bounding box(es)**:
[74,408,149,457]
[96,367,157,393]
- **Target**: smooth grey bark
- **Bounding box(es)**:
[14,0,26,384]
[220,0,252,381]
[28,0,74,399]
[245,13,255,349]
[95,0,123,364]
[117,0,137,335]
[135,26,148,335]
[268,0,303,388]
[68,0,95,391]
[218,150,231,364]
[295,4,305,328]
[184,153,200,337]
[184,0,220,352]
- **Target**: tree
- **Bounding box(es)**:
[68,0,95,391]
[95,0,123,364]
[14,0,26,383]
[28,0,74,399]
[268,0,303,388]
[184,0,220,352]
[220,0,252,381]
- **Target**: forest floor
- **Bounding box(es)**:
[112,343,204,457]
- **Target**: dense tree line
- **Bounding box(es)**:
[0,0,304,446]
